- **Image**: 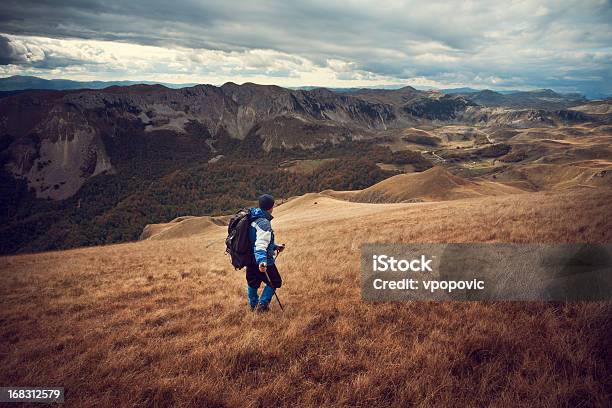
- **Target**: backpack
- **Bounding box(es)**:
[225,208,255,270]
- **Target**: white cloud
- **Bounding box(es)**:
[0,34,406,87]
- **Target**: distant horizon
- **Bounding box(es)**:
[0,74,600,98]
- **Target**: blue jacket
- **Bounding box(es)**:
[249,207,277,266]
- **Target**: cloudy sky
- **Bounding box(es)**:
[0,0,611,96]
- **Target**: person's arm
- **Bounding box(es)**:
[252,219,272,267]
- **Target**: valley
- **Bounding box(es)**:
[0,83,610,255]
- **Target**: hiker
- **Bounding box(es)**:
[246,194,285,312]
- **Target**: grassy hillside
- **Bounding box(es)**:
[1,187,610,406]
[346,166,524,203]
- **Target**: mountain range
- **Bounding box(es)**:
[0,82,594,200]
[0,79,610,254]
[1,75,591,104]
[0,75,197,92]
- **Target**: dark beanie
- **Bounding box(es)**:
[258,194,275,211]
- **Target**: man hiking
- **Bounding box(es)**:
[246,194,285,312]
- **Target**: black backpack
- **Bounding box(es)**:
[225,208,255,269]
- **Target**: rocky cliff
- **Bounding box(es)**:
[0,83,598,199]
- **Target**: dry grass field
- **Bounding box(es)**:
[1,184,611,407]
[347,166,524,203]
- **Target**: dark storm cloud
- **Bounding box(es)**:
[0,35,28,64]
[0,1,510,55]
[0,0,611,96]
[0,34,102,69]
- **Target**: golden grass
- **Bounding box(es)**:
[1,187,611,407]
[348,166,525,203]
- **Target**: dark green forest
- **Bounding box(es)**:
[0,133,432,254]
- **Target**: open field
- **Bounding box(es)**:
[1,185,611,407]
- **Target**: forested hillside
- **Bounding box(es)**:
[0,135,431,254]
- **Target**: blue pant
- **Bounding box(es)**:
[248,285,275,307]
[246,263,282,307]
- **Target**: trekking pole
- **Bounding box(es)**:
[264,251,284,311]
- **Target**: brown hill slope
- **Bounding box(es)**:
[1,187,611,406]
[347,166,524,203]
[140,215,229,241]
[140,168,525,240]
[494,163,611,191]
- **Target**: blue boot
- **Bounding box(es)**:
[259,285,275,310]
[247,286,259,311]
